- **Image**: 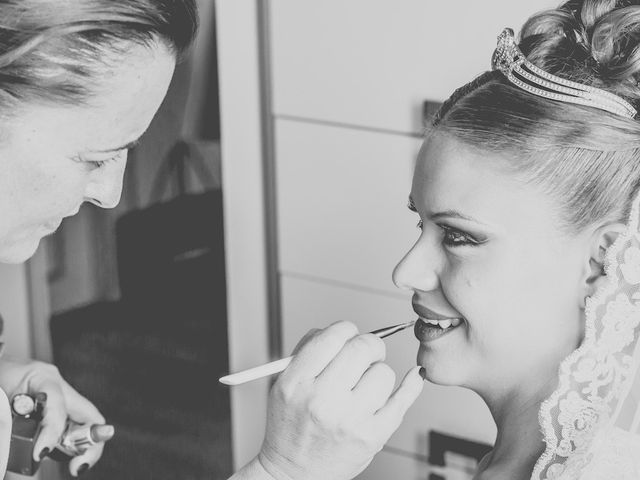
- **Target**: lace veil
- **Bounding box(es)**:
[531,189,640,479]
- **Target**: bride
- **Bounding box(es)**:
[392,0,640,479]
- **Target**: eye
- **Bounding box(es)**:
[416,219,423,230]
[439,225,481,248]
[89,150,127,169]
[93,156,118,168]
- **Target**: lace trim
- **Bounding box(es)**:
[531,195,640,480]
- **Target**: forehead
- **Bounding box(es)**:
[7,42,175,151]
[413,134,515,203]
[412,134,560,231]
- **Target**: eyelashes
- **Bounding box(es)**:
[93,150,127,168]
[73,149,126,169]
[416,220,480,248]
[408,198,483,248]
[93,155,119,169]
[439,225,481,247]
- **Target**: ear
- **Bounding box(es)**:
[580,222,627,305]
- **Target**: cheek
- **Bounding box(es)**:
[25,160,89,215]
[447,246,581,361]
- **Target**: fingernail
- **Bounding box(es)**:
[77,463,89,476]
[38,447,50,460]
[419,367,426,380]
[91,424,115,442]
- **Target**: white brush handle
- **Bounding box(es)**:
[219,320,415,386]
[219,356,293,386]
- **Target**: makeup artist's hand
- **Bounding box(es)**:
[257,321,424,480]
[0,356,109,477]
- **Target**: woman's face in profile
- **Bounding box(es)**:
[0,42,175,263]
[393,134,588,398]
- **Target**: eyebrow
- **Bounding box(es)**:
[407,196,485,225]
[92,138,141,154]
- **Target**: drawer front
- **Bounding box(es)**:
[271,0,559,134]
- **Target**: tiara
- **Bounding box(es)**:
[491,28,637,119]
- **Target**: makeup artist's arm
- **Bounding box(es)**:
[0,357,108,476]
[230,321,424,480]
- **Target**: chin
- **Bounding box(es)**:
[417,345,469,387]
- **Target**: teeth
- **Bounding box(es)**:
[421,317,463,329]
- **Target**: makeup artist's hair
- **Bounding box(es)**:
[0,0,198,111]
[431,0,640,234]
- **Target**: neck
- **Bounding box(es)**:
[474,377,555,480]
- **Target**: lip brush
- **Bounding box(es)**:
[219,320,416,386]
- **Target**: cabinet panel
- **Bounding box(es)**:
[276,119,420,294]
[281,275,496,457]
[271,0,559,134]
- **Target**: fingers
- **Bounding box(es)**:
[62,384,108,476]
[68,442,104,477]
[32,381,67,461]
[316,333,386,389]
[290,328,320,356]
[375,366,424,429]
[31,379,104,462]
[284,321,358,379]
[351,362,396,413]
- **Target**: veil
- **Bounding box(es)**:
[531,189,640,479]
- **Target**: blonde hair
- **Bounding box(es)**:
[432,0,640,233]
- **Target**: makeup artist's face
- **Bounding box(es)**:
[0,42,175,263]
[392,134,586,398]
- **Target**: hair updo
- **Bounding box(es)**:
[0,0,198,111]
[432,0,640,233]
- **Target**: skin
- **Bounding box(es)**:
[393,134,616,479]
[0,41,176,264]
[0,40,176,476]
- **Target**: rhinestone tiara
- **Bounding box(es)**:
[491,28,637,119]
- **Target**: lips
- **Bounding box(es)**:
[412,303,459,321]
[412,303,465,343]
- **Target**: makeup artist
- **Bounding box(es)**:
[0,0,423,479]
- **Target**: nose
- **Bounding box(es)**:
[392,238,440,292]
[84,154,128,209]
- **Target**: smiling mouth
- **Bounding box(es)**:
[419,317,462,329]
[414,316,464,342]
